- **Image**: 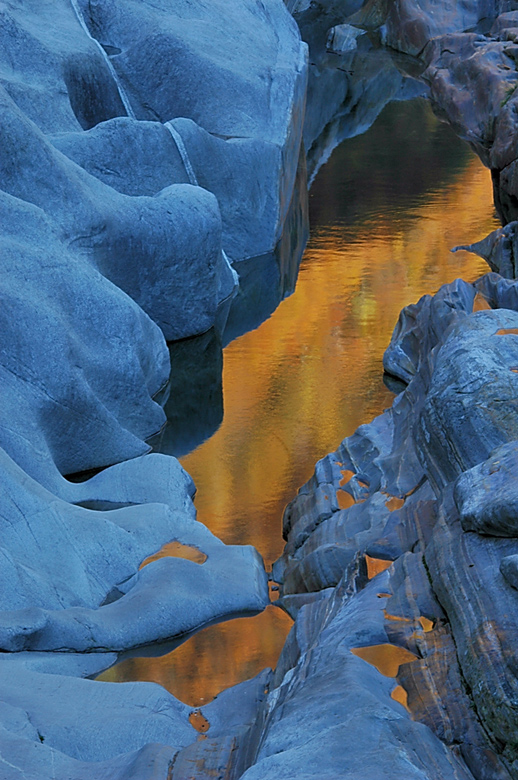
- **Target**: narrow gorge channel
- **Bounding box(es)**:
[100,97,498,706]
[5,2,518,778]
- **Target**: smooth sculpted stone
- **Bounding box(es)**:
[0,189,169,489]
[52,116,294,264]
[78,0,308,254]
[0,88,226,344]
[454,441,518,536]
[0,655,193,780]
[0,447,269,654]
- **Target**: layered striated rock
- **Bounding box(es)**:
[270,272,518,779]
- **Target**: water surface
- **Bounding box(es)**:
[99,98,499,706]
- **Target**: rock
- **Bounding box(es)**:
[326,23,365,53]
[500,554,518,588]
[0,188,168,488]
[417,309,518,491]
[271,273,518,776]
[453,222,518,279]
[0,0,309,773]
[240,573,475,780]
[0,446,269,654]
[454,442,518,536]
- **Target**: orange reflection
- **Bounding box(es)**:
[472,292,491,311]
[339,468,355,486]
[418,616,435,633]
[125,102,497,706]
[97,606,292,707]
[391,684,410,711]
[189,710,210,733]
[497,328,518,335]
[181,157,496,571]
[385,496,405,511]
[366,555,393,579]
[141,541,207,568]
[350,643,419,677]
[337,489,355,510]
[384,612,412,623]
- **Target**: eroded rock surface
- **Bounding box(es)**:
[0,0,307,777]
[272,273,518,779]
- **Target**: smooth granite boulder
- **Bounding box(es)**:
[1,0,309,351]
[1,88,227,343]
[51,116,291,264]
[0,447,269,654]
[0,653,277,780]
[0,189,168,487]
[75,0,308,259]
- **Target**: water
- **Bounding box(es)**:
[98,97,499,705]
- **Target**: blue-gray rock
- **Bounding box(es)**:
[454,441,518,536]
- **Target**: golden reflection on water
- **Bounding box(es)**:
[182,158,497,567]
[366,556,393,579]
[350,643,419,677]
[391,684,410,711]
[106,100,499,706]
[98,605,292,707]
[141,541,207,568]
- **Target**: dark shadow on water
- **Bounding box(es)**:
[149,150,309,457]
[222,147,309,346]
[309,97,473,230]
[148,328,224,459]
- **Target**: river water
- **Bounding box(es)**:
[99,97,499,705]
